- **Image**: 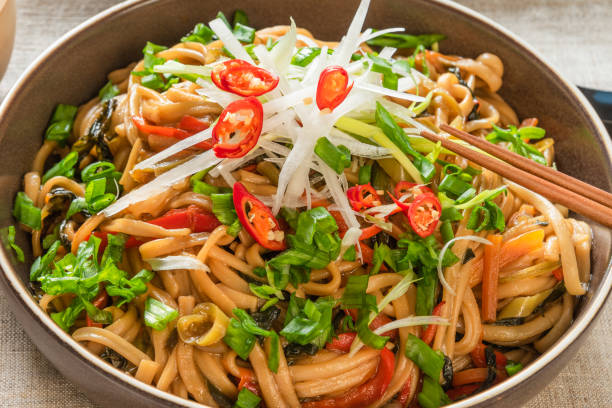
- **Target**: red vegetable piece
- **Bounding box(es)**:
[132,115,213,149]
[407,194,441,238]
[85,289,109,328]
[148,205,221,232]
[552,267,563,281]
[397,376,412,407]
[359,225,382,241]
[220,64,279,96]
[446,384,480,401]
[394,181,434,200]
[347,184,381,212]
[233,182,286,251]
[177,115,211,133]
[302,347,395,408]
[211,59,252,91]
[316,66,353,111]
[212,97,263,158]
[420,301,445,346]
[326,332,357,353]
[470,343,507,370]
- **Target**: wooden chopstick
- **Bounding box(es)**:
[439,123,612,208]
[420,128,612,228]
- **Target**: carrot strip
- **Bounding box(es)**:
[499,229,544,268]
[452,368,490,387]
[482,234,503,323]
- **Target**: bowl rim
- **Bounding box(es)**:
[0,0,610,407]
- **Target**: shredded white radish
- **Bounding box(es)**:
[208,18,254,63]
[356,82,425,102]
[360,27,405,43]
[270,18,297,74]
[373,316,450,335]
[332,0,371,66]
[296,33,318,47]
[134,127,213,171]
[437,235,493,296]
[378,47,397,59]
[145,255,209,271]
[103,150,221,216]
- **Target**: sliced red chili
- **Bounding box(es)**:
[212,97,263,158]
[85,289,109,328]
[211,59,251,90]
[211,59,278,96]
[420,301,445,346]
[394,181,434,200]
[316,65,353,111]
[148,205,221,232]
[233,182,286,251]
[407,194,441,238]
[347,184,381,212]
[132,115,213,149]
[302,347,395,408]
[221,65,279,97]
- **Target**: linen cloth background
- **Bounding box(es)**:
[0,0,611,406]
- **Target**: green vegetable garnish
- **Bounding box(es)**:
[144,297,179,330]
[314,137,351,174]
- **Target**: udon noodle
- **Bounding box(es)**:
[14,2,591,407]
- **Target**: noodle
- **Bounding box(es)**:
[16,6,592,407]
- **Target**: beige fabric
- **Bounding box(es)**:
[0,0,611,406]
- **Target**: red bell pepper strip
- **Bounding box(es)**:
[177,115,211,133]
[91,231,143,255]
[148,205,221,232]
[359,242,374,264]
[397,377,413,407]
[237,368,260,396]
[132,115,213,149]
[407,194,441,238]
[470,343,507,370]
[394,181,434,200]
[359,225,382,241]
[212,97,263,158]
[326,332,357,353]
[233,182,286,251]
[211,59,278,96]
[552,267,563,281]
[85,289,109,328]
[316,66,353,112]
[302,347,395,408]
[347,184,381,212]
[446,384,480,401]
[346,309,397,340]
[420,301,445,346]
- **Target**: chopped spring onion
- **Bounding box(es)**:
[144,297,179,330]
[42,151,78,183]
[6,225,24,263]
[13,192,41,230]
[45,104,78,144]
[234,388,261,408]
[437,235,493,296]
[314,137,351,174]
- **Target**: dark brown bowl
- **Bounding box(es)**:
[0,0,610,407]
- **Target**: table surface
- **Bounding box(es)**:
[1,0,611,406]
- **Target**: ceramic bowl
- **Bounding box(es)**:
[0,0,16,81]
[0,1,610,407]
